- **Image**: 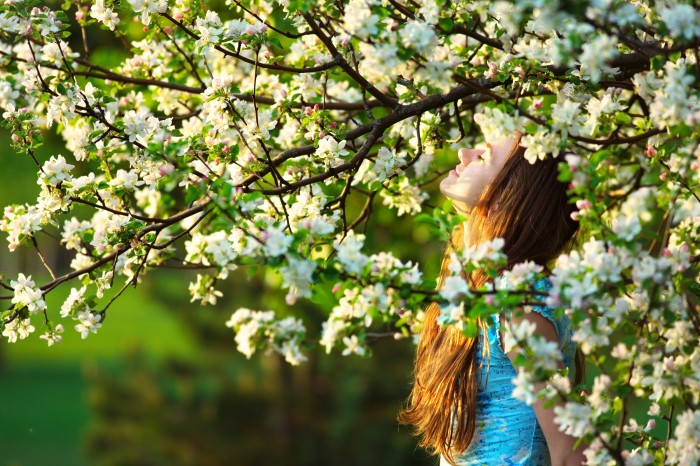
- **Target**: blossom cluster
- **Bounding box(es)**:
[225,308,307,366]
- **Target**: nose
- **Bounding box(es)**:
[458,148,486,165]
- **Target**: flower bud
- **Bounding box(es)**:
[575,199,590,210]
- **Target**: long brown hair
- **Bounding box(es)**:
[399,145,581,465]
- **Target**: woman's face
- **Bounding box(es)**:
[439,133,521,214]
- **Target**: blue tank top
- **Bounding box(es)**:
[442,278,577,466]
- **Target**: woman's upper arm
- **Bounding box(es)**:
[505,311,586,466]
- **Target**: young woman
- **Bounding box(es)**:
[401,132,586,466]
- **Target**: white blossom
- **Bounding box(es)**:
[279,256,317,304]
[334,231,369,275]
[40,324,64,346]
[666,409,700,465]
[354,147,406,186]
[74,310,102,339]
[90,0,120,30]
[380,177,428,216]
[554,402,595,437]
[10,273,46,314]
[341,335,366,356]
[2,318,35,343]
[659,3,700,40]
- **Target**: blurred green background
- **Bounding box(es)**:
[0,125,438,466]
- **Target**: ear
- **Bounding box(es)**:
[487,196,501,218]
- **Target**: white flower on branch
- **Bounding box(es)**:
[659,3,700,41]
[666,409,700,465]
[588,374,612,415]
[0,82,19,111]
[400,20,438,54]
[74,310,102,339]
[354,147,406,186]
[122,109,160,144]
[61,218,92,252]
[90,0,120,31]
[189,274,223,306]
[2,318,35,343]
[39,154,74,186]
[512,368,537,405]
[473,107,521,144]
[32,8,61,35]
[10,273,46,314]
[279,256,317,305]
[357,42,402,88]
[60,286,87,318]
[261,223,293,257]
[272,317,307,365]
[320,319,350,354]
[584,93,621,136]
[439,276,470,302]
[334,231,369,275]
[579,34,619,84]
[127,0,167,26]
[40,324,63,347]
[40,41,72,67]
[195,10,224,53]
[551,97,583,138]
[554,402,595,437]
[521,131,562,164]
[341,335,366,357]
[580,239,622,283]
[529,337,563,372]
[69,253,94,274]
[226,309,307,365]
[572,316,611,354]
[380,177,428,216]
[1,204,46,251]
[0,11,23,34]
[46,86,81,127]
[500,261,544,289]
[109,169,144,191]
[315,136,349,170]
[436,301,466,331]
[185,230,239,276]
[343,0,380,39]
[463,237,505,264]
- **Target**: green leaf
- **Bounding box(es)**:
[614,112,631,124]
[438,17,454,31]
[462,319,478,338]
[688,281,700,298]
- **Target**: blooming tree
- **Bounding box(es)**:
[1,0,700,462]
